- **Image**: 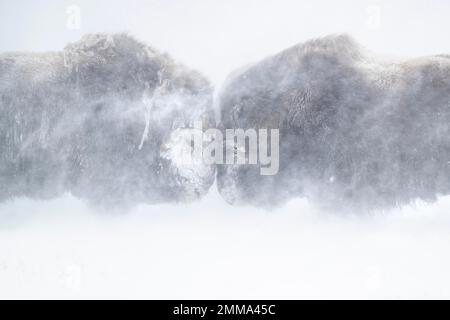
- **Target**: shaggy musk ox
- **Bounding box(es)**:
[217,34,450,211]
[0,34,215,205]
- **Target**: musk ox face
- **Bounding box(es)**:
[217,34,450,211]
[0,33,216,206]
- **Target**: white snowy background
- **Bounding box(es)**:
[1,0,450,299]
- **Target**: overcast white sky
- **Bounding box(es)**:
[1,0,450,299]
[2,0,450,82]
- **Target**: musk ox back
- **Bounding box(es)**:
[217,34,450,211]
[0,33,215,205]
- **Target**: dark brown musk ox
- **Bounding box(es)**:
[0,33,215,206]
[216,34,450,212]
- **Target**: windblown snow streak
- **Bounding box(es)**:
[0,34,215,205]
[217,34,450,211]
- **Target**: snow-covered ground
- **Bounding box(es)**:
[1,186,450,299]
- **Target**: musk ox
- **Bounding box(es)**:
[0,33,215,205]
[217,34,450,211]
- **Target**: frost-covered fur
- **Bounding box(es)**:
[217,34,450,211]
[0,33,215,205]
